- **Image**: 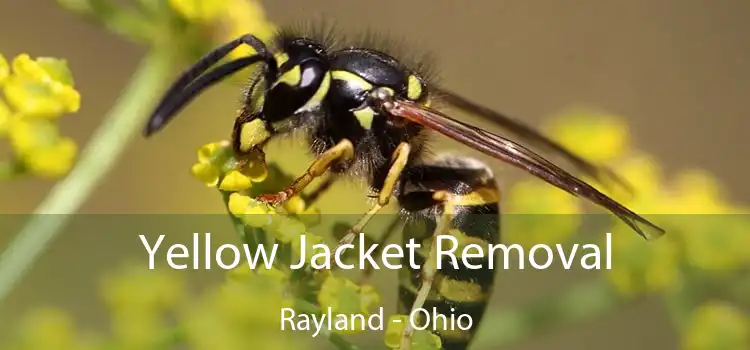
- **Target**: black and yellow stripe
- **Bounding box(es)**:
[398,159,500,350]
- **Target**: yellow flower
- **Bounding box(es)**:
[0,53,8,85]
[4,54,80,118]
[101,265,184,314]
[168,0,227,23]
[318,276,381,315]
[317,276,381,335]
[603,230,681,296]
[16,308,79,350]
[683,301,749,350]
[191,162,220,186]
[504,179,582,247]
[197,141,229,162]
[23,136,77,178]
[0,98,12,135]
[269,215,307,244]
[219,170,253,191]
[219,0,277,60]
[385,315,442,350]
[181,275,300,350]
[544,108,631,163]
[7,118,78,178]
[191,141,268,188]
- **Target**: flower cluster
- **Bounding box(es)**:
[530,108,750,349]
[0,53,80,179]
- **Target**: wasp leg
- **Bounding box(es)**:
[301,174,339,208]
[257,139,354,205]
[397,156,501,350]
[330,142,411,255]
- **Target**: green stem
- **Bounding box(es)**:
[472,279,630,348]
[0,50,173,303]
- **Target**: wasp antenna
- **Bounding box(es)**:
[144,34,276,137]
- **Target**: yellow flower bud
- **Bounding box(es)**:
[268,215,306,243]
[282,196,306,214]
[24,137,77,178]
[241,204,273,228]
[190,162,219,186]
[3,75,80,118]
[227,193,252,217]
[197,141,225,163]
[4,54,80,118]
[219,170,252,191]
[384,315,442,350]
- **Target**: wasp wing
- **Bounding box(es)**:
[435,88,633,195]
[384,98,665,239]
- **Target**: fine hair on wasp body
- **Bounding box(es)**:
[144,22,665,350]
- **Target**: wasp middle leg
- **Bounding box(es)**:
[331,142,412,250]
[397,155,501,350]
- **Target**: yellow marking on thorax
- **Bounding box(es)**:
[353,107,376,129]
[407,75,423,100]
[331,70,373,90]
[239,119,270,152]
[275,65,301,87]
[298,73,331,112]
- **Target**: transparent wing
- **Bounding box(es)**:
[435,87,633,194]
[384,97,665,239]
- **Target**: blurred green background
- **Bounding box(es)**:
[1,0,749,349]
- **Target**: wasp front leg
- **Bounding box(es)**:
[397,155,501,350]
[256,139,355,205]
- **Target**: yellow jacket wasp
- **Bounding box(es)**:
[144,25,665,350]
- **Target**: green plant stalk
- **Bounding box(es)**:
[473,279,629,348]
[0,50,173,303]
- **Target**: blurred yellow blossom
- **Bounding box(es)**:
[604,230,682,296]
[683,301,749,350]
[385,315,442,350]
[0,98,11,135]
[7,118,77,178]
[168,0,226,23]
[544,108,631,163]
[0,54,8,84]
[181,272,300,350]
[504,179,582,247]
[101,265,185,313]
[269,214,308,243]
[15,308,79,350]
[317,275,381,334]
[219,0,277,59]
